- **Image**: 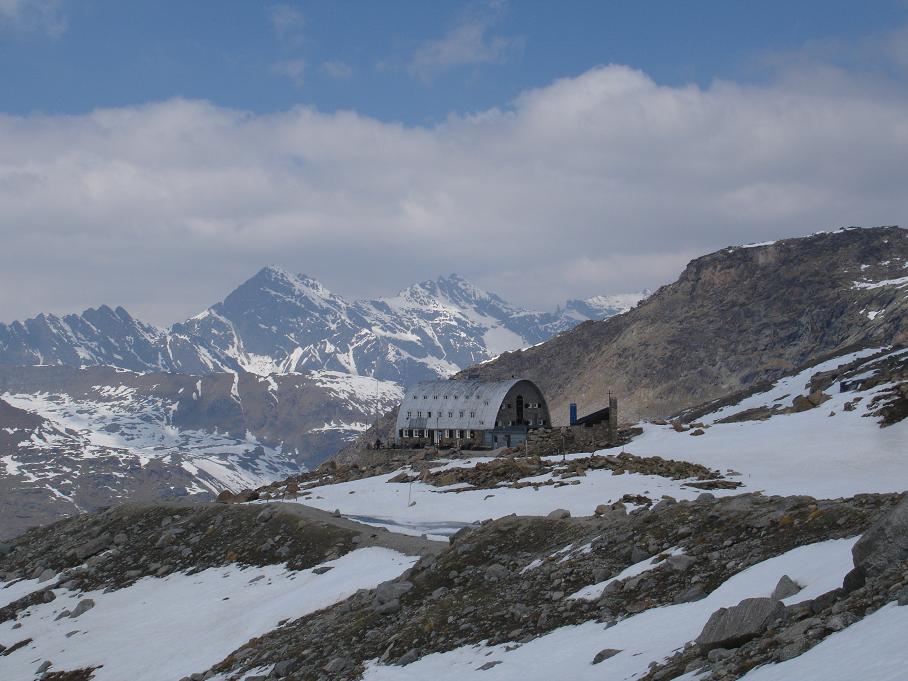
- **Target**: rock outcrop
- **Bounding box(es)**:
[696,597,785,652]
[459,227,908,423]
[852,493,908,579]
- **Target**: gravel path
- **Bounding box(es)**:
[267,501,449,556]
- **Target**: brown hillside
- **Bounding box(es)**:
[457,226,908,424]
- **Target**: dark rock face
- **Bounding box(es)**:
[696,597,785,652]
[852,493,908,579]
[460,227,908,423]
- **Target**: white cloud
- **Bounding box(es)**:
[272,58,306,87]
[0,0,66,35]
[268,3,304,46]
[321,60,353,79]
[1,61,908,325]
[410,0,523,81]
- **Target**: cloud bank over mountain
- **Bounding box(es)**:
[1,60,907,324]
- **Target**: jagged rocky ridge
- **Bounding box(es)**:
[461,226,908,424]
[0,269,642,384]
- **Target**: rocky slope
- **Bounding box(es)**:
[460,226,908,424]
[0,492,904,681]
[0,269,643,384]
[1,340,905,680]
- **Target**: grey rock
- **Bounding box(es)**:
[674,585,706,603]
[826,612,858,631]
[477,660,502,670]
[666,555,695,571]
[36,568,56,583]
[312,566,333,575]
[592,648,621,664]
[0,542,12,556]
[771,575,802,600]
[630,546,651,563]
[485,564,509,581]
[547,509,571,520]
[69,598,96,618]
[256,507,276,524]
[706,648,731,663]
[374,580,413,604]
[897,586,908,606]
[852,494,908,579]
[775,639,810,662]
[72,533,112,560]
[323,657,350,674]
[36,660,52,673]
[374,598,401,615]
[396,649,419,666]
[696,597,785,652]
[272,659,299,676]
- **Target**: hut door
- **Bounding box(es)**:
[516,395,524,424]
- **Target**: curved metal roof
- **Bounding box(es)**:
[395,378,547,432]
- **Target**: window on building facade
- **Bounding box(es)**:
[468,430,475,438]
[433,395,438,399]
[469,411,475,418]
[427,411,432,418]
[448,411,453,418]
[406,411,411,418]
[459,411,464,418]
[417,411,422,418]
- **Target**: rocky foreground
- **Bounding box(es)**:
[1,490,905,681]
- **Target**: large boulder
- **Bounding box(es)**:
[696,597,785,652]
[852,494,908,579]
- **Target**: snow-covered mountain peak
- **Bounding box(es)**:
[226,266,346,313]
[0,268,643,383]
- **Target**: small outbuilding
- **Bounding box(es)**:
[395,377,551,449]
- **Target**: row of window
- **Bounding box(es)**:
[406,410,476,419]
[400,429,475,439]
[411,394,491,406]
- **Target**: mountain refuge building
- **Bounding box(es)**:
[395,378,551,449]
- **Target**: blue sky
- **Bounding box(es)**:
[3,1,906,123]
[1,1,908,325]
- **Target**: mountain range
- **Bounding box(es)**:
[0,271,642,536]
[0,269,644,385]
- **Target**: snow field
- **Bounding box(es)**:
[597,347,908,500]
[359,538,859,681]
[0,547,418,681]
